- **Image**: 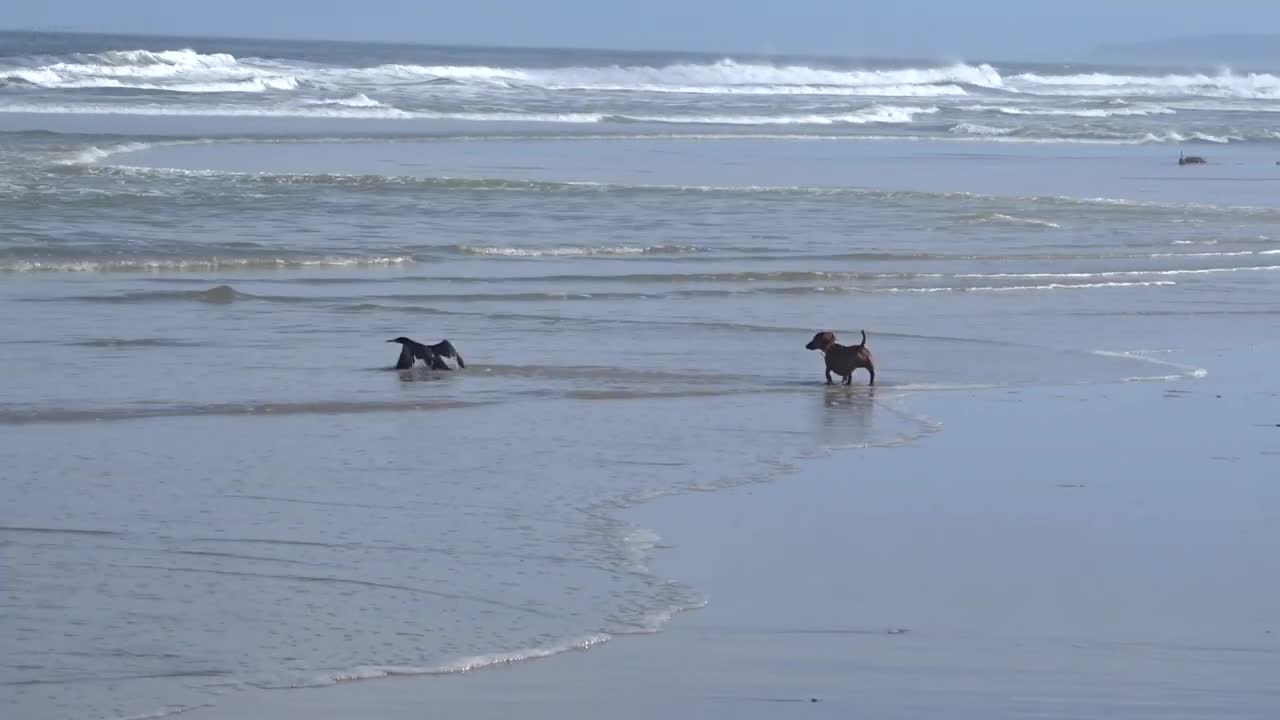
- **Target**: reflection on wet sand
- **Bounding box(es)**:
[818,386,877,449]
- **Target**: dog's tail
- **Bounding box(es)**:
[859,329,867,347]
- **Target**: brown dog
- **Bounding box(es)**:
[805,330,875,386]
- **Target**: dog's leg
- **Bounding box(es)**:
[866,362,876,386]
[843,373,852,386]
[825,368,834,385]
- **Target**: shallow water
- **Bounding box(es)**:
[2,31,1277,720]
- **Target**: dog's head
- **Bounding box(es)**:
[805,331,836,351]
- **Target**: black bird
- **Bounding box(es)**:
[388,337,466,370]
[1178,151,1206,165]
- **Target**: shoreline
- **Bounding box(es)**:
[179,339,1280,719]
[7,45,1280,717]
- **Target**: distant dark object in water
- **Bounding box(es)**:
[388,337,466,370]
[1178,151,1206,165]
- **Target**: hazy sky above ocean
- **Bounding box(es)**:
[6,0,1280,60]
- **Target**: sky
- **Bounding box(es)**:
[7,0,1280,60]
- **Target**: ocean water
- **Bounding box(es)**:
[2,31,1278,720]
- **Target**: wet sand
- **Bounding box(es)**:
[181,337,1280,720]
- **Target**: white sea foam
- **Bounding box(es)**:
[1150,130,1243,144]
[0,256,415,272]
[943,265,1280,280]
[1093,350,1209,380]
[950,125,1227,145]
[950,122,1018,136]
[889,280,1177,292]
[7,98,1260,142]
[891,132,1260,145]
[2,52,1000,96]
[974,212,1061,228]
[1007,69,1280,99]
[115,704,215,720]
[455,244,698,257]
[959,103,1176,117]
[0,102,939,125]
[10,48,1280,113]
[619,105,938,125]
[1149,250,1256,257]
[618,526,663,573]
[0,102,415,119]
[972,280,1179,291]
[562,82,970,97]
[164,77,299,93]
[9,76,300,92]
[298,634,611,688]
[303,93,386,108]
[327,59,1005,95]
[59,141,153,165]
[3,48,299,93]
[6,47,1280,141]
[623,596,710,634]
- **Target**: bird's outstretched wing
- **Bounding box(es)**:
[429,340,465,369]
[394,345,416,370]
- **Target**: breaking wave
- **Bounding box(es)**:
[950,122,1018,136]
[10,48,1280,101]
[947,126,1253,144]
[1008,69,1280,99]
[357,59,1005,95]
[59,141,153,165]
[2,48,300,93]
[959,103,1177,117]
[613,105,938,125]
[0,102,936,125]
[301,93,386,108]
[0,102,415,119]
[0,50,1001,96]
[4,47,1280,142]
